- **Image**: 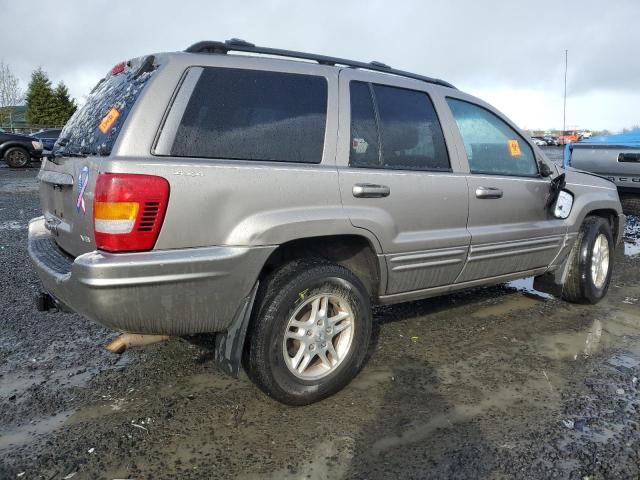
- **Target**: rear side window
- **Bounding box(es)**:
[170,68,328,163]
[349,82,380,168]
[350,81,450,171]
[446,98,538,177]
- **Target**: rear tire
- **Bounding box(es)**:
[4,147,30,168]
[620,194,640,217]
[246,258,372,405]
[562,216,613,304]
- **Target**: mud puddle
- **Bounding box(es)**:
[506,276,554,299]
[472,294,542,318]
[625,215,640,256]
[0,411,74,450]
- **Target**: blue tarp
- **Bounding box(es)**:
[564,129,640,167]
[579,129,640,145]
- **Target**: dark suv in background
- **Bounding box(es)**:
[0,128,43,167]
[31,128,63,153]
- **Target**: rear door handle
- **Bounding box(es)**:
[352,183,390,198]
[475,187,503,199]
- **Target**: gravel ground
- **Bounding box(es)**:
[1,153,639,479]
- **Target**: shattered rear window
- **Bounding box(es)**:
[54,56,156,157]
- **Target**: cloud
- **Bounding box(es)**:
[1,0,638,130]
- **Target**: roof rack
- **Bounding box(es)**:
[184,38,456,89]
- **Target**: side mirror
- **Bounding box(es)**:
[553,190,574,219]
[538,160,553,177]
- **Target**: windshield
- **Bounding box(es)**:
[54,56,156,157]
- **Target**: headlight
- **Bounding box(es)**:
[32,140,43,150]
[553,190,574,219]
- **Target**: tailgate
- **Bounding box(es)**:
[39,55,157,257]
[38,157,102,256]
[571,145,640,187]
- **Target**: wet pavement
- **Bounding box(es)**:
[1,155,639,479]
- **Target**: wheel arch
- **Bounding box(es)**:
[582,208,622,244]
[258,234,384,299]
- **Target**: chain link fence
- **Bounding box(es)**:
[0,125,64,135]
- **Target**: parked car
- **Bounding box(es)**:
[580,130,593,139]
[0,127,43,167]
[567,129,640,216]
[558,130,581,145]
[543,135,560,146]
[31,128,63,153]
[531,136,548,146]
[28,39,625,405]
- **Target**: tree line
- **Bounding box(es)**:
[0,60,76,128]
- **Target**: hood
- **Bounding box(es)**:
[0,131,36,142]
[562,166,617,190]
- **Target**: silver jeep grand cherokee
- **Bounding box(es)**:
[29,39,625,405]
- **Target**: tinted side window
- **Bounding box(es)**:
[373,85,450,171]
[446,98,538,176]
[349,82,449,171]
[349,82,380,168]
[171,68,328,163]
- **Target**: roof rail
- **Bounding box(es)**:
[184,39,456,89]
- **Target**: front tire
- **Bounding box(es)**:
[4,147,30,168]
[562,216,614,304]
[246,259,372,405]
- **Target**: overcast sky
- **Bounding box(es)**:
[1,0,638,132]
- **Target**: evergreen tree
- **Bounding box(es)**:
[25,68,57,126]
[52,82,76,125]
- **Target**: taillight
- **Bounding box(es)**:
[93,173,169,252]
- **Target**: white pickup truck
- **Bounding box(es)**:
[567,130,640,216]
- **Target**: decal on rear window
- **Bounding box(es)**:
[98,108,120,134]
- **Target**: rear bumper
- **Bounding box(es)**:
[28,216,275,335]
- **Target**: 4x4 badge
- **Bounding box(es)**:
[76,166,89,214]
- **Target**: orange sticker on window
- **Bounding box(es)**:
[507,139,521,157]
[98,108,120,134]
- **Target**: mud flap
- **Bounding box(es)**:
[214,281,259,378]
[533,255,571,298]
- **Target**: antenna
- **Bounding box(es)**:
[563,49,568,136]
